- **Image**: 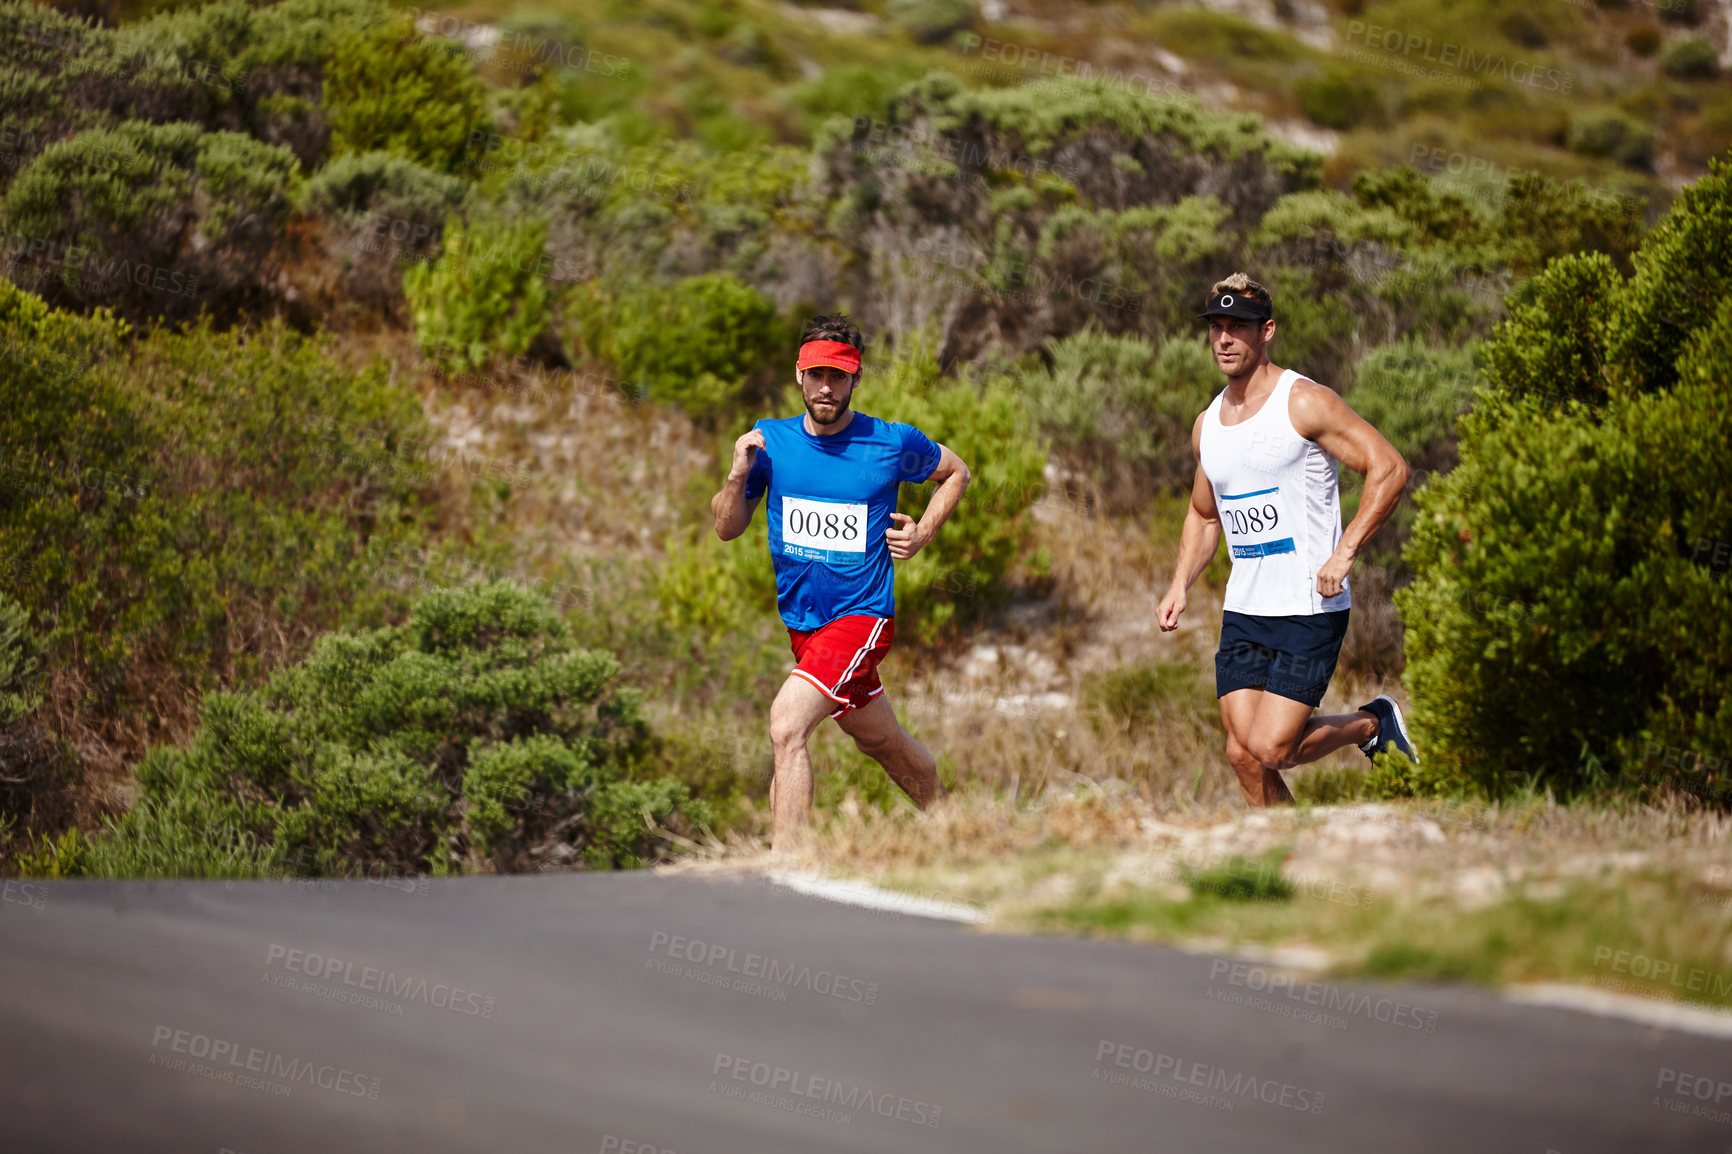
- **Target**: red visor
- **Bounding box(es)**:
[796,340,861,375]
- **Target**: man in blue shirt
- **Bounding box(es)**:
[711,314,971,849]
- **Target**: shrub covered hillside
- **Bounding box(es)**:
[0,0,1725,876]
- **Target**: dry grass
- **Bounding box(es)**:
[673,783,1732,1001]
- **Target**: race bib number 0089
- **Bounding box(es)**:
[782,495,868,564]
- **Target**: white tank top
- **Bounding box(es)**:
[1198,368,1350,617]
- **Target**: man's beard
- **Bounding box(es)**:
[804,392,851,426]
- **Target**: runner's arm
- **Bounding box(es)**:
[1158,414,1222,631]
[1289,381,1409,597]
[886,443,970,560]
[712,428,765,541]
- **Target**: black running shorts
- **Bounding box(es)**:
[1214,609,1351,709]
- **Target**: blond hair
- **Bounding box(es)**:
[1209,272,1273,314]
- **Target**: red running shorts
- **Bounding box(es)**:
[786,614,894,718]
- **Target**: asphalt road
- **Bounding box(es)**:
[1,871,1729,1154]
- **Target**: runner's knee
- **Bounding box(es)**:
[769,713,812,752]
[1247,736,1296,770]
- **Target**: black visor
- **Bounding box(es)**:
[1197,291,1272,322]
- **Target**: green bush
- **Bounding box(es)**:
[1297,69,1381,130]
[305,150,470,307]
[0,279,435,735]
[1398,172,1732,798]
[1605,157,1732,395]
[1395,340,1731,799]
[1253,189,1417,250]
[1659,34,1719,80]
[786,63,925,131]
[1494,170,1646,277]
[78,583,712,877]
[572,271,787,424]
[1346,338,1481,470]
[322,13,490,174]
[0,593,42,727]
[1566,107,1655,169]
[302,149,468,221]
[861,339,1047,646]
[937,73,1321,187]
[1257,264,1360,387]
[889,0,975,45]
[1015,328,1218,509]
[1352,165,1485,248]
[404,215,553,371]
[0,120,297,318]
[0,0,383,173]
[656,519,780,646]
[1476,252,1620,409]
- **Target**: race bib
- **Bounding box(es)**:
[782,495,868,564]
[1219,486,1295,560]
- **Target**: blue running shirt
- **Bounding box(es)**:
[744,413,942,631]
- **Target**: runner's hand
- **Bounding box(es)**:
[885,512,927,560]
[729,428,766,479]
[1316,551,1353,599]
[1157,586,1186,632]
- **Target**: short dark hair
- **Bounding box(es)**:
[800,313,865,355]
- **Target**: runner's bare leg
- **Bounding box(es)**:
[834,693,945,808]
[768,675,840,848]
[1220,689,1378,805]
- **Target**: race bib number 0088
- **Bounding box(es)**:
[782,495,868,564]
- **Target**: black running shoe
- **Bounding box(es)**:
[1359,694,1419,764]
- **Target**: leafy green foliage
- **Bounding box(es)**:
[302,150,471,307]
[1346,338,1481,470]
[655,520,780,645]
[1476,252,1620,408]
[1015,328,1218,509]
[1566,107,1655,170]
[889,0,975,45]
[1398,163,1732,799]
[322,13,490,174]
[0,0,382,173]
[302,149,468,221]
[0,593,43,727]
[571,271,788,424]
[0,279,434,734]
[80,583,711,877]
[405,215,553,370]
[1352,166,1486,248]
[862,339,1047,646]
[1494,171,1646,277]
[786,62,925,132]
[1398,307,1732,800]
[1,120,296,318]
[1660,34,1719,80]
[1297,68,1381,130]
[1605,157,1732,395]
[940,74,1321,184]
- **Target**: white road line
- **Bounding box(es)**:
[1506,983,1732,1039]
[767,872,988,923]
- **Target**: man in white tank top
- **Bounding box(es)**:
[1157,274,1419,804]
